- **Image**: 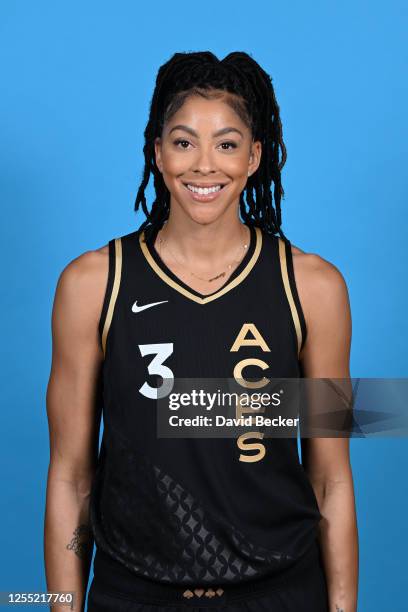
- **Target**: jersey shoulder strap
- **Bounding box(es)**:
[277,237,307,356]
[98,237,123,357]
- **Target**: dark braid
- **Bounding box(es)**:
[134,51,288,241]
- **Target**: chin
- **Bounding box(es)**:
[184,200,235,224]
[186,209,223,226]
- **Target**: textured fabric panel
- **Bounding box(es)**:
[90,436,293,585]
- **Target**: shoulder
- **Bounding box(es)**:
[287,242,352,373]
[52,243,110,333]
[287,242,351,339]
[57,243,109,299]
[289,242,349,305]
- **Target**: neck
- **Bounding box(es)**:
[155,209,250,269]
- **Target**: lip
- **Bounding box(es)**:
[181,181,228,203]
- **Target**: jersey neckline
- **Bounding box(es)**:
[138,223,263,305]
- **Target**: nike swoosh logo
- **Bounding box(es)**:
[131,299,168,313]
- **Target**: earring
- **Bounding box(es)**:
[247,170,251,177]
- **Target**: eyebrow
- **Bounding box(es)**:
[168,124,244,138]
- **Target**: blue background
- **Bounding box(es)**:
[0,1,407,609]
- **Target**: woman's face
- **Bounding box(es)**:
[154,94,262,225]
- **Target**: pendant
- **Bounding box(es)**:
[208,272,226,282]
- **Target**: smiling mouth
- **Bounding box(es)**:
[183,183,227,195]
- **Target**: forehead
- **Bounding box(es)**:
[163,94,251,134]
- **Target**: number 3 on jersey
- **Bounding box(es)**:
[138,343,174,399]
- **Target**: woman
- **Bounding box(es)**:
[45,51,358,611]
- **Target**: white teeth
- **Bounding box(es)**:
[186,184,222,195]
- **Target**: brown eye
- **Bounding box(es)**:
[219,141,237,151]
[174,139,191,149]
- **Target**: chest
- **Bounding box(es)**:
[105,271,299,398]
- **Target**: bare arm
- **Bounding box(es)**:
[44,245,108,611]
[293,247,358,612]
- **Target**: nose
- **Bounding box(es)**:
[192,145,216,175]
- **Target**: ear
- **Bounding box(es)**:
[248,140,262,177]
[154,137,163,173]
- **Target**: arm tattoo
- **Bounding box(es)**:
[66,524,93,559]
[335,606,344,612]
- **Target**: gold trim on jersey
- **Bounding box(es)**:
[139,226,263,305]
[101,237,123,357]
[278,238,302,357]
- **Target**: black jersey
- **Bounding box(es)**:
[89,222,323,594]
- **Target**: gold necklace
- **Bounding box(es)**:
[157,224,249,283]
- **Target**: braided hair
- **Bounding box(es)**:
[134,51,288,241]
